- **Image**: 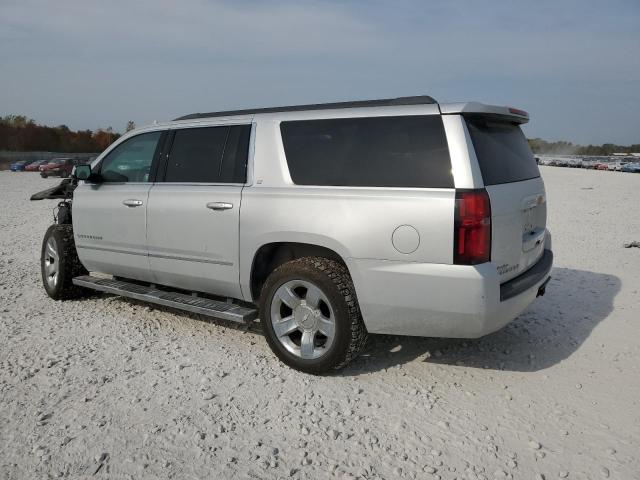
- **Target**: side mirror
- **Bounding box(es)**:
[74,164,103,183]
[74,164,92,180]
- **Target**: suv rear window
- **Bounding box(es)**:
[465,116,540,185]
[280,115,453,188]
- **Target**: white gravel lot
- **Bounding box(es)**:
[1,167,639,479]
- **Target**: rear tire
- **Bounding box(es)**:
[40,172,47,178]
[61,170,68,178]
[259,257,368,374]
[41,224,88,300]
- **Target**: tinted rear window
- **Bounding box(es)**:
[465,116,540,185]
[164,125,250,183]
[280,115,453,188]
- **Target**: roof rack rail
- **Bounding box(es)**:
[173,95,438,121]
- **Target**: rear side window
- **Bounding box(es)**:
[280,115,453,188]
[165,127,228,183]
[164,125,251,183]
[465,116,540,185]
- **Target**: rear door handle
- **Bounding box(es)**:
[206,202,233,211]
[123,199,143,207]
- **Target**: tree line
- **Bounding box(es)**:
[1,115,637,156]
[528,138,640,156]
[0,115,136,153]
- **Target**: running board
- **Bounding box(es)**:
[73,275,258,323]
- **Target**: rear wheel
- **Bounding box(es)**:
[41,224,88,300]
[259,257,367,374]
[40,172,47,178]
[61,170,69,178]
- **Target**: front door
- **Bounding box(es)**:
[146,123,252,299]
[73,130,164,282]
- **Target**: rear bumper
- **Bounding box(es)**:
[500,249,553,301]
[347,248,553,338]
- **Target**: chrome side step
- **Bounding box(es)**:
[73,275,258,323]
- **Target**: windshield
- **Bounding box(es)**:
[465,116,540,185]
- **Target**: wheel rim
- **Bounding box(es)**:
[44,237,59,289]
[270,280,336,360]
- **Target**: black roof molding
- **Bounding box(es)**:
[173,95,438,121]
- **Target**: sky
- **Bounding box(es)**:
[1,0,639,145]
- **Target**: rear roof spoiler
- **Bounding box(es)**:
[439,102,529,124]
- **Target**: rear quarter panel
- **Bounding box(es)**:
[240,186,455,300]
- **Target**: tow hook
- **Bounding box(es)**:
[537,277,551,297]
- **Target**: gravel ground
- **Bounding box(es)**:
[1,167,639,479]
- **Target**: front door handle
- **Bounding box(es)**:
[123,199,143,207]
[206,202,233,211]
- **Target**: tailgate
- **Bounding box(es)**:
[465,114,547,282]
[487,178,547,282]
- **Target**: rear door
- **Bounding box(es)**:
[146,123,252,298]
[465,116,547,282]
[73,130,164,281]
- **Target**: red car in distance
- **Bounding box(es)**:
[25,159,48,172]
[39,158,75,178]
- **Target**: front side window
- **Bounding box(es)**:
[280,115,453,188]
[100,131,162,183]
[163,125,251,183]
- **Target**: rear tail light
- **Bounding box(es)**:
[454,189,491,265]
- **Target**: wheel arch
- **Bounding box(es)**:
[248,241,350,303]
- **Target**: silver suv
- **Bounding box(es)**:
[37,96,553,373]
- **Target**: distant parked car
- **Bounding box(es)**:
[621,163,640,173]
[39,158,75,178]
[567,159,582,168]
[595,163,609,171]
[25,159,48,172]
[9,160,35,171]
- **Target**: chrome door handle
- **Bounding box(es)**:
[123,199,143,207]
[206,202,233,211]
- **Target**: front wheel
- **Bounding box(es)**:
[41,224,88,300]
[259,257,368,374]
